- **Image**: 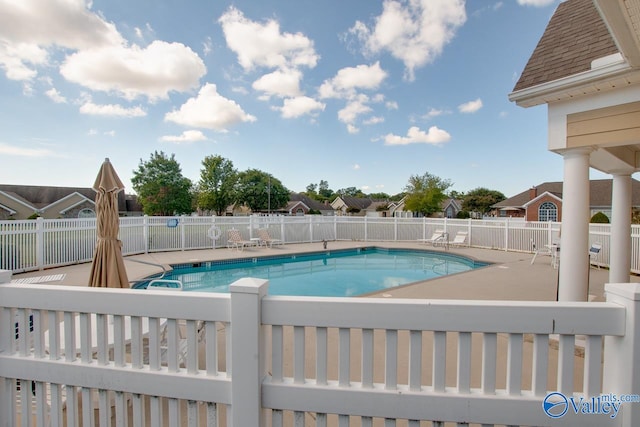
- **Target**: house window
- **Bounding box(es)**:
[78,208,96,218]
[538,202,557,222]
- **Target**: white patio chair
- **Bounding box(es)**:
[589,242,602,269]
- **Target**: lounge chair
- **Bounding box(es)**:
[227,229,253,251]
[449,231,468,247]
[257,228,283,248]
[589,242,602,269]
[418,230,446,246]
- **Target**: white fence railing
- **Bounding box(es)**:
[1,279,639,426]
[1,215,639,274]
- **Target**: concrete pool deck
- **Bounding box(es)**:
[11,240,638,301]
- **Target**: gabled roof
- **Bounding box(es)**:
[289,193,333,211]
[512,0,618,93]
[0,184,127,211]
[522,191,563,208]
[492,179,640,209]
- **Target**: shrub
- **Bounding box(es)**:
[590,212,610,223]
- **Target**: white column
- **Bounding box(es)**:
[610,172,632,284]
[558,148,591,301]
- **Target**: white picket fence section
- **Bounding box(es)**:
[1,278,639,426]
[2,215,639,274]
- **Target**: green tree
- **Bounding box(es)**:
[403,172,452,216]
[318,180,333,199]
[236,169,290,212]
[131,151,193,216]
[197,155,238,216]
[367,192,390,200]
[337,187,365,197]
[462,187,506,215]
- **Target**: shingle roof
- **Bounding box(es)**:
[513,0,619,92]
[0,184,126,211]
[289,193,333,211]
[492,179,640,208]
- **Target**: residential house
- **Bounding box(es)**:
[492,179,640,221]
[285,193,335,216]
[0,184,142,220]
[330,196,393,217]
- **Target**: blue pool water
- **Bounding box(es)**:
[135,247,488,297]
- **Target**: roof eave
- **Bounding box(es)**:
[508,60,635,108]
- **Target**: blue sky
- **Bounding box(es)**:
[0,0,589,198]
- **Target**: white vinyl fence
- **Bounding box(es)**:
[1,278,639,426]
[1,215,639,274]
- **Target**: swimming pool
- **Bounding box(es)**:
[135,247,489,297]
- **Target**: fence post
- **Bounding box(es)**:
[143,215,149,254]
[36,216,44,270]
[504,217,510,252]
[229,278,269,427]
[280,215,285,244]
[334,215,338,241]
[394,216,398,242]
[0,270,13,426]
[603,282,640,427]
[364,216,368,242]
[180,216,186,251]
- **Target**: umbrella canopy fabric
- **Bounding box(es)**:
[88,158,129,288]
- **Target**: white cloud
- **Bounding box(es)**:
[104,130,116,137]
[0,143,54,157]
[386,100,399,110]
[350,0,466,80]
[88,129,98,136]
[423,107,447,119]
[517,0,556,6]
[252,68,302,98]
[338,96,373,124]
[353,164,361,170]
[160,130,207,143]
[318,62,387,99]
[347,124,359,134]
[458,98,483,113]
[278,96,325,118]
[165,83,256,131]
[384,126,451,146]
[363,116,384,125]
[45,88,67,103]
[219,7,318,71]
[79,102,146,117]
[0,0,124,80]
[61,41,206,101]
[203,37,213,56]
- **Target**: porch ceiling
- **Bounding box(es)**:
[589,145,640,173]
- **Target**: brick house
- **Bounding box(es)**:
[492,179,640,222]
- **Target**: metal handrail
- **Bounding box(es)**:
[125,258,167,280]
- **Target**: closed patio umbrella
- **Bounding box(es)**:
[88,158,129,288]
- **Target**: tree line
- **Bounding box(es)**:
[131,151,506,217]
